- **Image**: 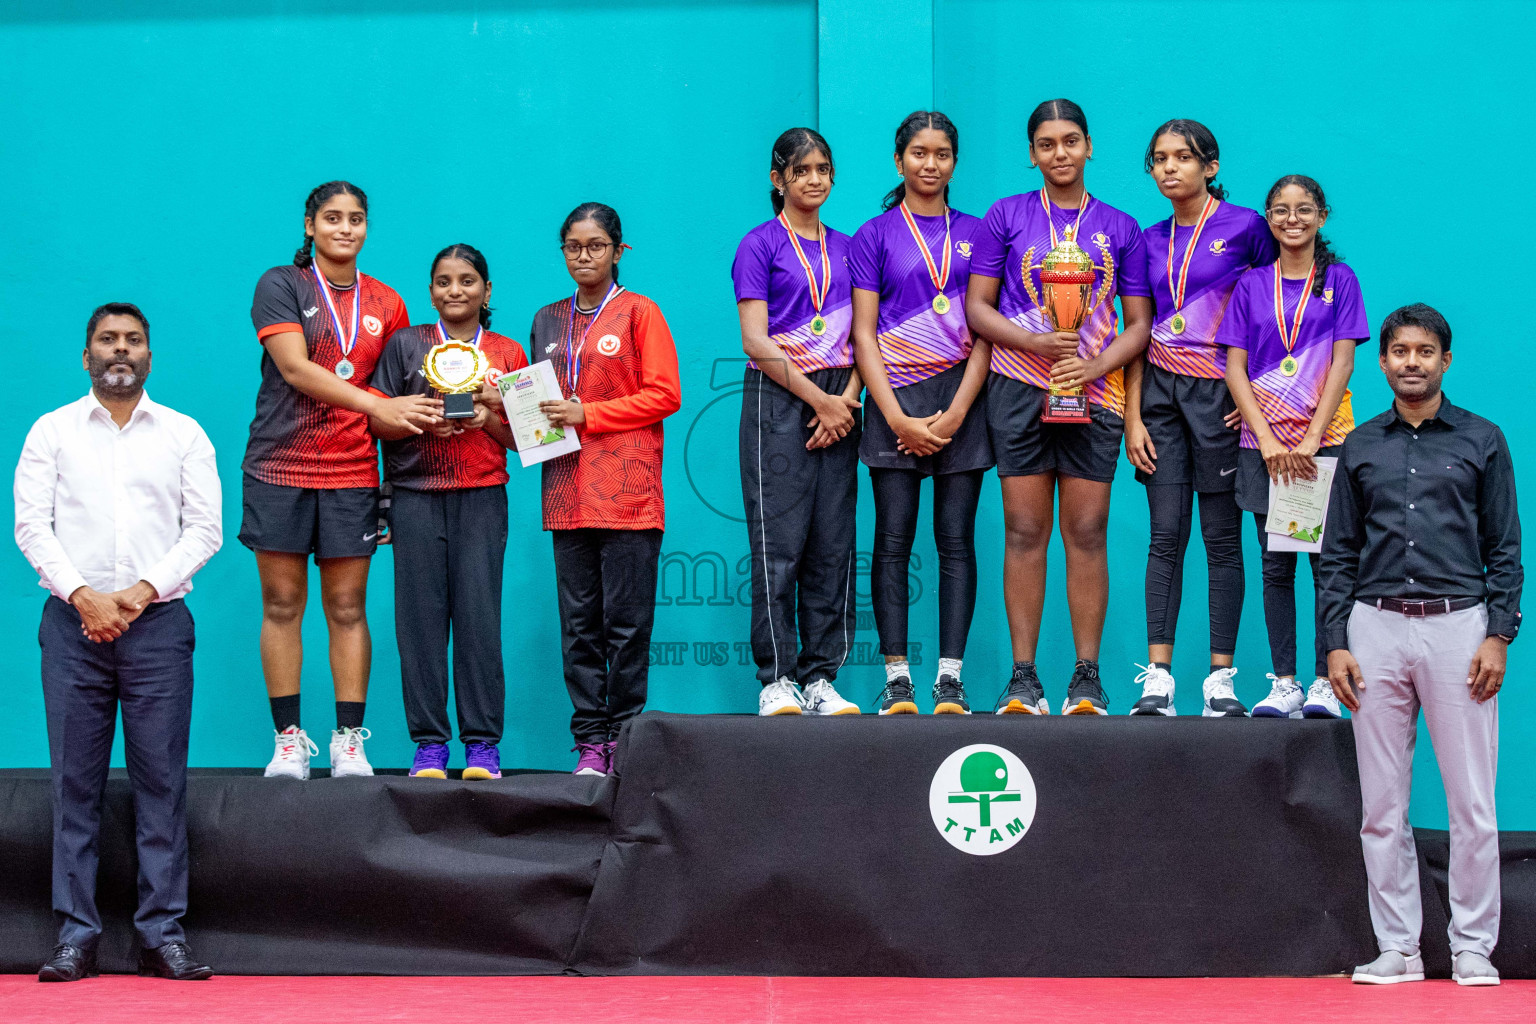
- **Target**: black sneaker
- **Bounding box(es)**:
[995,663,1048,715]
[877,677,919,715]
[1062,660,1109,715]
[932,675,971,715]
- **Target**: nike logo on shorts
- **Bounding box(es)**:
[1220,467,1237,476]
[362,532,379,541]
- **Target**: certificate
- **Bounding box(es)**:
[1265,455,1338,553]
[497,360,581,468]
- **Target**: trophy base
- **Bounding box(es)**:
[1041,392,1091,424]
[443,392,477,420]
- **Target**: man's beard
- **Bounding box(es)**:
[88,353,147,398]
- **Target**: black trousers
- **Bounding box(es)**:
[1144,484,1245,655]
[392,486,508,746]
[39,596,194,950]
[553,528,662,744]
[739,367,860,686]
[1251,512,1328,679]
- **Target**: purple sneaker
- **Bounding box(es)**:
[572,742,607,777]
[410,743,449,779]
[602,740,618,774]
[463,742,501,780]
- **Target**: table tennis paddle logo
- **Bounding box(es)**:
[929,744,1037,855]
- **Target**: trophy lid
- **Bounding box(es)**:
[1040,230,1095,284]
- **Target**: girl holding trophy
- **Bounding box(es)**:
[1217,175,1368,719]
[1124,120,1278,717]
[848,111,992,715]
[964,99,1152,716]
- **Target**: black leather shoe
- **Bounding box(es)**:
[38,943,98,982]
[137,941,214,980]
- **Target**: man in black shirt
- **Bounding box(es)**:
[1321,303,1521,987]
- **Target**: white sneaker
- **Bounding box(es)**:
[1129,664,1176,716]
[758,677,804,716]
[802,679,860,715]
[329,726,374,777]
[1252,673,1304,718]
[1201,667,1248,717]
[1303,678,1343,719]
[1352,949,1425,984]
[264,725,317,780]
[1452,950,1500,986]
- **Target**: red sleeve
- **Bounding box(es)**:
[257,322,303,342]
[385,292,411,338]
[581,301,682,434]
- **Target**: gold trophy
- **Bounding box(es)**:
[422,339,490,419]
[1021,226,1114,423]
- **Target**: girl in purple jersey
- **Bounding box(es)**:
[850,111,992,715]
[733,128,865,717]
[1124,120,1277,718]
[965,98,1153,716]
[1218,174,1369,720]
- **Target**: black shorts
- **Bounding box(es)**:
[1234,444,1345,515]
[986,373,1123,483]
[1135,362,1240,492]
[860,362,994,475]
[238,475,380,559]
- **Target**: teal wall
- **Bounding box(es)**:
[1,2,1529,830]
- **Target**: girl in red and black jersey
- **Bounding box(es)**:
[369,244,527,781]
[533,203,682,777]
[243,181,441,780]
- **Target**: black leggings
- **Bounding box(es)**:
[1252,512,1328,679]
[870,468,985,661]
[1145,484,1244,655]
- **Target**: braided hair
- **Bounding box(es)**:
[882,110,960,212]
[431,243,493,330]
[769,128,834,214]
[293,180,368,268]
[1264,174,1339,297]
[1144,119,1227,201]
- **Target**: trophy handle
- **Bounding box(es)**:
[1020,247,1041,309]
[1088,242,1115,316]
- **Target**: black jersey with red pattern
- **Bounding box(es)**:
[371,324,529,491]
[244,263,410,489]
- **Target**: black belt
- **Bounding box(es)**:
[1374,596,1483,617]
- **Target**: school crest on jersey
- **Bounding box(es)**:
[1091,232,1110,247]
[363,314,383,336]
[597,334,622,357]
[1323,288,1335,304]
[956,241,973,259]
[1208,238,1227,255]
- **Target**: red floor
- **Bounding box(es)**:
[1,975,1532,1024]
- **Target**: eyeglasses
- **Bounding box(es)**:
[561,241,614,258]
[1266,205,1320,223]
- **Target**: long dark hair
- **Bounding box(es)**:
[293,180,368,268]
[560,202,624,284]
[431,243,493,329]
[769,127,834,215]
[882,110,960,212]
[1264,175,1339,297]
[1027,98,1088,144]
[1144,119,1227,201]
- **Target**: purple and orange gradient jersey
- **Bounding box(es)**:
[971,190,1150,416]
[848,205,983,388]
[731,217,854,374]
[1217,262,1369,449]
[245,264,410,489]
[1141,202,1276,379]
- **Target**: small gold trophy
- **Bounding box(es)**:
[1021,227,1114,423]
[422,340,490,419]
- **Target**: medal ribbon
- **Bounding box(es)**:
[898,200,953,297]
[1165,194,1219,311]
[1271,263,1319,357]
[435,320,483,349]
[1039,188,1090,248]
[563,282,624,395]
[310,263,360,360]
[776,212,830,316]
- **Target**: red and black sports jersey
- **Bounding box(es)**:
[370,324,529,491]
[243,264,410,489]
[531,290,682,531]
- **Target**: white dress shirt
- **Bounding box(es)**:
[14,390,223,603]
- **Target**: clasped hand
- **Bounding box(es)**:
[71,581,157,644]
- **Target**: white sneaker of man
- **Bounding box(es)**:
[758,677,804,716]
[1302,678,1344,719]
[802,679,860,715]
[264,725,317,780]
[1452,950,1500,986]
[1352,949,1425,984]
[1251,673,1304,718]
[330,726,374,777]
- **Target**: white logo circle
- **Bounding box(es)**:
[928,744,1037,855]
[596,334,621,356]
[362,314,383,336]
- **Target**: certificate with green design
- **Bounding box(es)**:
[1266,455,1338,553]
[497,360,580,468]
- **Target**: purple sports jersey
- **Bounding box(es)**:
[848,205,983,388]
[731,217,854,373]
[1141,202,1276,379]
[971,190,1150,415]
[1216,262,1369,449]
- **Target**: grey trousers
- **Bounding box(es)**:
[1349,601,1499,957]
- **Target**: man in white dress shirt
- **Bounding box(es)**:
[14,303,222,982]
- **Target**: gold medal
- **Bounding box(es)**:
[1272,263,1318,381]
[777,212,832,339]
[1170,313,1186,335]
[1164,195,1218,336]
[1280,355,1299,377]
[810,315,828,336]
[932,294,951,315]
[899,201,955,320]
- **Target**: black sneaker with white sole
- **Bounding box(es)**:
[1062,660,1109,715]
[995,663,1048,715]
[932,675,970,714]
[877,677,919,715]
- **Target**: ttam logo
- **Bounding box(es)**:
[928,744,1036,855]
